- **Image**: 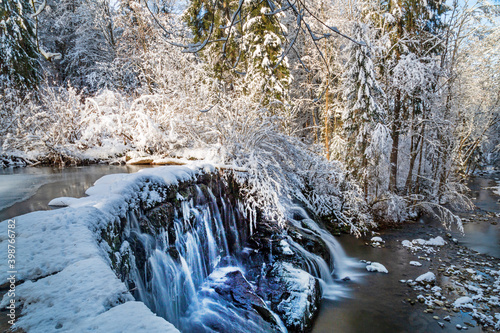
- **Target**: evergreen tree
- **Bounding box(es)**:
[184,0,289,105]
[0,0,40,92]
[241,0,289,104]
[342,22,385,197]
[370,0,449,193]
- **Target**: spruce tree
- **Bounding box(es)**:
[342,22,384,196]
[184,0,289,106]
[241,0,289,104]
[0,0,40,92]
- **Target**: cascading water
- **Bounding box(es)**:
[126,185,245,330]
[120,181,359,332]
[286,206,364,300]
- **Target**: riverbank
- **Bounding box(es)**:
[313,172,500,333]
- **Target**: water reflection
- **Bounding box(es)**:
[0,165,152,221]
[455,175,500,258]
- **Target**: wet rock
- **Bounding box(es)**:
[126,157,154,165]
[144,203,175,236]
[185,268,283,332]
[258,262,321,332]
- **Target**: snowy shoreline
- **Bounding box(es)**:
[0,165,216,332]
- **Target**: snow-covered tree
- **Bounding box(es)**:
[342,22,386,197]
[0,0,40,92]
[37,0,116,91]
[240,0,289,105]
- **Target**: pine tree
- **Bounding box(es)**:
[241,0,289,104]
[184,0,289,106]
[0,0,40,92]
[342,22,385,197]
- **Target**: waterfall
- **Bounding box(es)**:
[287,206,363,300]
[126,186,250,331]
[123,184,357,331]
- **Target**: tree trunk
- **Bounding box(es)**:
[389,90,401,192]
[325,84,330,160]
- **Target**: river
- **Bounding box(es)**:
[1,166,499,332]
[0,165,151,221]
[313,171,500,333]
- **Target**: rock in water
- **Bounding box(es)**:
[366,262,389,273]
[416,272,436,284]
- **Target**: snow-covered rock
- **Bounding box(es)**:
[453,296,474,309]
[366,262,388,273]
[371,236,384,243]
[271,262,321,331]
[410,261,422,267]
[415,272,436,283]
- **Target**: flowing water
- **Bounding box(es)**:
[313,172,500,333]
[125,186,248,330]
[2,166,498,333]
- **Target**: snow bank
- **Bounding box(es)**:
[366,262,388,273]
[0,164,215,332]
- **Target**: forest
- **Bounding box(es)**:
[1,0,500,332]
[2,0,499,228]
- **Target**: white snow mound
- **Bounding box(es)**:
[371,236,384,243]
[453,296,474,308]
[415,272,436,283]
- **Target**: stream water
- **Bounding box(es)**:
[0,165,151,221]
[1,166,499,332]
[313,172,500,333]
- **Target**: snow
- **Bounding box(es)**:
[410,261,422,266]
[48,196,79,207]
[81,301,179,332]
[454,296,474,308]
[276,262,318,328]
[493,181,500,196]
[402,240,412,247]
[424,236,446,246]
[402,236,446,253]
[415,272,436,283]
[370,236,384,243]
[0,164,214,332]
[413,236,446,246]
[366,262,388,273]
[280,239,294,255]
[207,266,243,283]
